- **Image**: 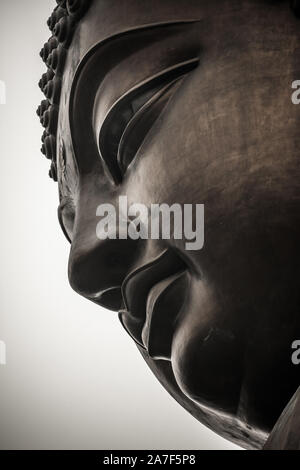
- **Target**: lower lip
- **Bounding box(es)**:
[118,311,146,349]
[120,271,188,360]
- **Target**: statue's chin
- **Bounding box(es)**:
[169,277,243,412]
[138,344,268,450]
[136,276,269,449]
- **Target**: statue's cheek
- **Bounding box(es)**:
[171,279,243,413]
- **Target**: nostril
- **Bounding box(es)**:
[68,237,141,304]
[93,287,123,311]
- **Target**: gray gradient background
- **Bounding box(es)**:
[0,0,239,450]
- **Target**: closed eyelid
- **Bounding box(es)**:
[98,58,199,138]
[69,21,201,175]
[97,58,199,182]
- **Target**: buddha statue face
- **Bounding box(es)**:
[39,0,300,449]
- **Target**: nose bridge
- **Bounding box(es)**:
[68,186,139,307]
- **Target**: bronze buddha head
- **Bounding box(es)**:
[38,0,300,449]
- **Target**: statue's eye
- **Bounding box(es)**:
[117,78,182,174]
[98,59,198,183]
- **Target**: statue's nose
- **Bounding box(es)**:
[68,223,139,312]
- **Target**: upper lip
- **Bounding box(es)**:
[119,249,188,360]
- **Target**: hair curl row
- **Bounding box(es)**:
[37,0,92,181]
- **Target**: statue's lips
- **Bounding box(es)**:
[118,249,188,360]
[142,271,188,359]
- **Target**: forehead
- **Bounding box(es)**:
[78,0,212,54]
